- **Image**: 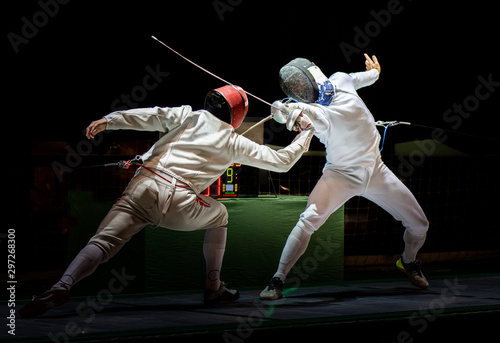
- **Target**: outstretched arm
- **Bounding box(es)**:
[349,53,381,90]
[85,106,192,139]
[233,129,315,173]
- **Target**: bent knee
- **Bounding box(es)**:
[295,219,318,236]
[87,236,124,263]
[406,215,429,237]
[297,204,330,235]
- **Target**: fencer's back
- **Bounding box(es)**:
[141,109,236,194]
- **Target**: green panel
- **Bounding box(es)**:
[145,196,344,292]
[68,192,344,295]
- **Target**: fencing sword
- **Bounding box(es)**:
[240,115,274,135]
[151,36,278,135]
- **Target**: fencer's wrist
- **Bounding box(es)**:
[297,114,312,131]
[301,123,313,131]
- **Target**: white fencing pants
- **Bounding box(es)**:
[56,171,229,291]
[274,158,428,281]
[88,171,229,261]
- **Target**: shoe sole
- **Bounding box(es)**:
[259,289,282,300]
[259,295,282,300]
[19,291,70,318]
[396,259,429,289]
[204,290,240,306]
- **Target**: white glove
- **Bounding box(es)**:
[286,102,328,133]
[296,113,313,131]
[287,109,312,132]
[271,100,314,132]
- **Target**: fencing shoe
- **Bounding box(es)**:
[19,287,70,318]
[396,257,430,289]
[259,277,284,300]
[204,282,239,305]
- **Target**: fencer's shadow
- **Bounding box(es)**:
[37,287,434,319]
[274,287,434,307]
[39,296,263,319]
[41,301,211,319]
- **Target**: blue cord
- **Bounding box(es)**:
[379,123,394,152]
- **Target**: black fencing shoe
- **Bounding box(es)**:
[204,282,239,305]
[259,277,284,300]
[19,287,70,318]
[396,257,430,289]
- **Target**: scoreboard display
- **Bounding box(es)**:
[202,164,259,198]
[221,163,239,197]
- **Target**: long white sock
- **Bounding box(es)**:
[273,225,312,281]
[52,243,105,290]
[203,226,227,291]
[402,230,426,263]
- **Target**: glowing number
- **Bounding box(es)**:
[227,168,233,183]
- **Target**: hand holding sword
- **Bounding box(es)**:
[240,100,313,135]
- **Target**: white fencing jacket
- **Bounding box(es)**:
[293,69,381,174]
[104,106,314,194]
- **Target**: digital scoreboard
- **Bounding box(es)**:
[220,163,240,197]
[201,163,240,198]
[202,164,259,198]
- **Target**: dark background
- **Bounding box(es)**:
[5,0,500,146]
[3,0,499,278]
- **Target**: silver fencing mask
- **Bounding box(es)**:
[279,58,335,106]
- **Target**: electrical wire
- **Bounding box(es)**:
[375,121,410,152]
[151,36,279,112]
